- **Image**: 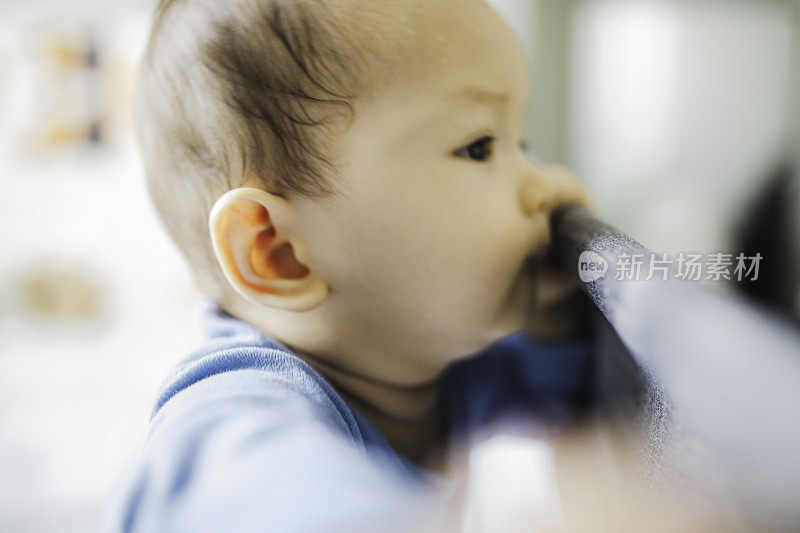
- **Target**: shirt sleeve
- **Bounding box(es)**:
[103,368,439,533]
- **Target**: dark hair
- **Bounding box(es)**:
[136,0,365,295]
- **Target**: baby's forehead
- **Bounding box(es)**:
[337,0,510,92]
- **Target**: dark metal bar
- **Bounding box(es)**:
[551,205,649,318]
[550,205,800,528]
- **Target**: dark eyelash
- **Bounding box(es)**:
[455,136,494,162]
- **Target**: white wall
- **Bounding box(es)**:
[567,0,795,253]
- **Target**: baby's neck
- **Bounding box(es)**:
[299,352,450,472]
[225,299,451,472]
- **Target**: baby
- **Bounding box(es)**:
[109,0,595,530]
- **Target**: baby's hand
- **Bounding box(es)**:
[524,165,596,339]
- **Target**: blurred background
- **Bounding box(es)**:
[0,0,797,531]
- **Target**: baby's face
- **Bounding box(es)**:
[283,0,578,382]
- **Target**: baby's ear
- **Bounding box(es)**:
[209,187,328,311]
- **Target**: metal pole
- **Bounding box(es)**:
[552,205,800,528]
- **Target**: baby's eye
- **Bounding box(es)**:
[454,136,495,162]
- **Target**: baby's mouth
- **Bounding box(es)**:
[522,244,550,279]
[523,245,579,308]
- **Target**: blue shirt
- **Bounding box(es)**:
[105,301,594,532]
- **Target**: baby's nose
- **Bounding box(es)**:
[518,165,557,217]
[518,164,595,218]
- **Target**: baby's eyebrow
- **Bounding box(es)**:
[455,86,510,108]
